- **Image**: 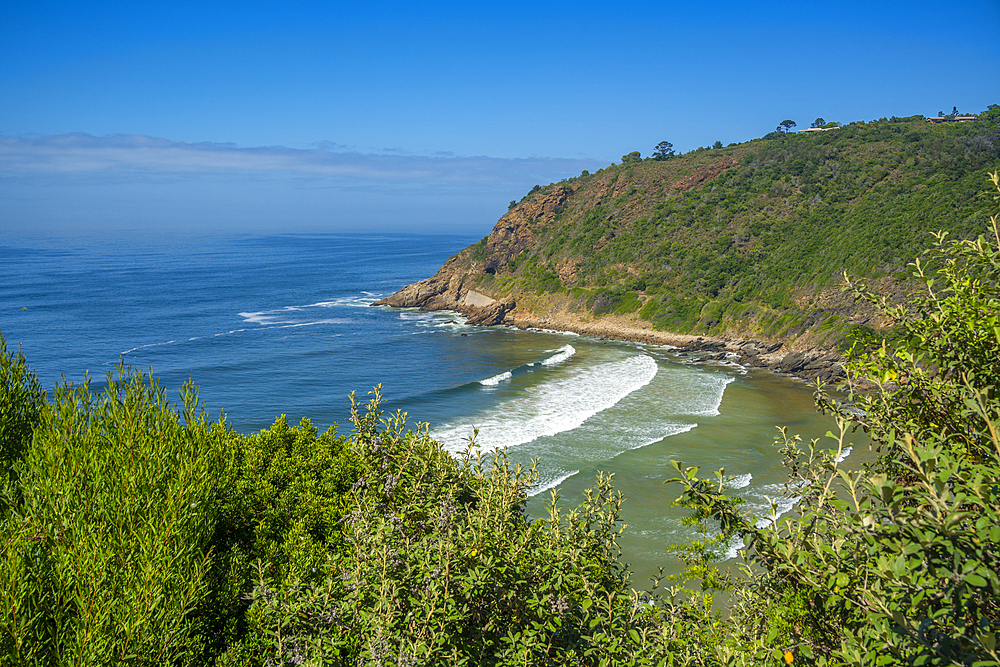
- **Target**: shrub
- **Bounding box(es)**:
[669,172,1000,665]
[227,416,361,585]
[0,335,44,509]
[243,389,672,666]
[0,367,236,665]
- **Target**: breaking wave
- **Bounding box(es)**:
[433,354,659,453]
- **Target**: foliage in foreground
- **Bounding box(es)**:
[669,173,1000,665]
[242,390,680,666]
[1,174,999,665]
[0,360,360,665]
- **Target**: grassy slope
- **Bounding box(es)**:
[452,111,1000,349]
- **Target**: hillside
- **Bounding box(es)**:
[376,107,1000,375]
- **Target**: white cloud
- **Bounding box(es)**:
[0,132,601,188]
[0,133,606,233]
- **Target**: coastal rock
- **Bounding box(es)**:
[686,337,727,352]
[464,298,516,326]
[773,351,844,382]
[372,261,515,326]
[373,274,455,309]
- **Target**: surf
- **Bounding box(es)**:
[433,353,658,453]
[476,344,576,386]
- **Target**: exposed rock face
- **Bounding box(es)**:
[372,256,516,326]
[464,298,517,326]
[462,290,495,308]
[483,186,573,274]
[670,338,843,382]
[775,351,844,382]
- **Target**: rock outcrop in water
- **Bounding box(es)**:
[373,263,516,327]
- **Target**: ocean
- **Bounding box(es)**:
[0,231,858,585]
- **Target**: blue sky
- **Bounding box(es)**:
[1,0,997,234]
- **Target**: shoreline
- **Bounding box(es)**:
[501,313,845,384]
[372,286,846,384]
[374,299,847,384]
[505,313,721,348]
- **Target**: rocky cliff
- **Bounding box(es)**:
[374,112,1000,382]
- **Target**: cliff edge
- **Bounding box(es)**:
[374,113,1000,382]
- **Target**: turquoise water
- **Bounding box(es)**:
[0,231,861,584]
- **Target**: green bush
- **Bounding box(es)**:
[227,416,361,585]
[243,389,675,666]
[0,367,236,666]
[0,356,362,666]
[669,172,1000,666]
[0,335,44,510]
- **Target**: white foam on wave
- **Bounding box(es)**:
[722,497,799,560]
[526,327,580,336]
[744,481,806,529]
[433,354,659,453]
[399,310,433,321]
[727,473,753,489]
[754,494,802,529]
[301,292,381,309]
[724,535,746,561]
[836,446,854,463]
[215,328,249,336]
[665,371,733,417]
[434,318,471,329]
[121,340,177,355]
[307,292,382,308]
[398,310,470,328]
[241,293,380,326]
[239,311,293,325]
[721,480,805,560]
[627,423,697,451]
[276,319,353,329]
[695,376,733,416]
[540,344,576,366]
[479,371,512,386]
[529,470,580,497]
[513,343,575,374]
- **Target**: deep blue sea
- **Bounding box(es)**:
[0,231,856,584]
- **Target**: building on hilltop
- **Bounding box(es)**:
[927,115,978,123]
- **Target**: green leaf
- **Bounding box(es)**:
[964,572,988,587]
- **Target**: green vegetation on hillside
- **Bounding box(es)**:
[463,106,1000,344]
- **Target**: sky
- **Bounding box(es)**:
[1,0,998,235]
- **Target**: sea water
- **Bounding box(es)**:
[0,231,863,586]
